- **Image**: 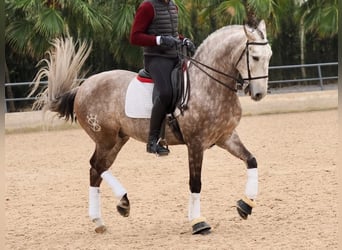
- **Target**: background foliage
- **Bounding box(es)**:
[4,0,338,111]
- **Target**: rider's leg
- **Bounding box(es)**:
[144,55,178,156]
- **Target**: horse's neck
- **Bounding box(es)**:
[192,26,246,96]
[195,27,245,74]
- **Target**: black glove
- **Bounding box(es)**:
[160,35,179,48]
[182,38,196,53]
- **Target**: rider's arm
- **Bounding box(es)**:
[130,2,157,47]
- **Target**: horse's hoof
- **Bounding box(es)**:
[95,225,107,233]
[117,204,130,217]
[93,218,106,233]
[236,206,249,219]
[236,197,255,220]
[117,194,130,217]
[191,217,211,235]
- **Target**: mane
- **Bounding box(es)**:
[196,25,245,54]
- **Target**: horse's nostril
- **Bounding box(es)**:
[254,93,263,101]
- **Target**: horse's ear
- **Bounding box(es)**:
[244,20,267,40]
[257,20,266,38]
[243,23,257,41]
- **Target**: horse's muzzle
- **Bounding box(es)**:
[252,92,264,101]
[246,83,267,101]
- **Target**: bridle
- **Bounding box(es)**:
[235,41,269,83]
[180,40,269,93]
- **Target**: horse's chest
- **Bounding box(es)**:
[199,94,241,124]
[183,97,241,141]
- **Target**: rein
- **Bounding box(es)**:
[180,40,269,93]
[181,54,242,92]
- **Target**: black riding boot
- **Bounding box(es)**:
[146,98,170,156]
[146,133,169,156]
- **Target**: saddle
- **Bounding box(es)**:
[138,63,189,112]
[138,68,151,79]
[138,59,190,143]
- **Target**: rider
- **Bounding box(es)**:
[130,0,195,156]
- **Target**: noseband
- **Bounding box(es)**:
[181,40,269,93]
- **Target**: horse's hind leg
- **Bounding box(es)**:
[88,133,130,233]
[216,131,257,219]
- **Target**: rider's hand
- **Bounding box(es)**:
[160,35,179,48]
[182,38,196,53]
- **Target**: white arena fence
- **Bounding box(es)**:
[4,62,338,112]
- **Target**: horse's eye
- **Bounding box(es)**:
[252,56,259,61]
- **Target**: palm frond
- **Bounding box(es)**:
[174,0,193,37]
[34,8,65,37]
[11,0,39,12]
[5,19,35,56]
[68,0,112,33]
[112,3,136,39]
[216,0,246,24]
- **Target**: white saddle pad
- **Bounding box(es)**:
[125,76,154,118]
[125,68,189,119]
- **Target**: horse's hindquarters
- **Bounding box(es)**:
[74,70,135,132]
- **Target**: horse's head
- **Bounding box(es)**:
[236,20,272,101]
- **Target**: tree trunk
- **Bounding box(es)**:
[5,60,16,112]
[299,16,307,84]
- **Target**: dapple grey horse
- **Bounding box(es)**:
[31,20,272,234]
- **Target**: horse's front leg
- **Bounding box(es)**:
[187,144,211,234]
[217,131,257,219]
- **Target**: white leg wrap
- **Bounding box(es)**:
[101,170,127,200]
[89,187,101,220]
[188,193,201,221]
[245,168,258,200]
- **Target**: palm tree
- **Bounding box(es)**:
[5,0,111,111]
[198,0,279,36]
[5,0,111,59]
[104,0,141,70]
[296,0,338,77]
[299,0,338,37]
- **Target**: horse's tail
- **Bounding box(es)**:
[29,36,92,122]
